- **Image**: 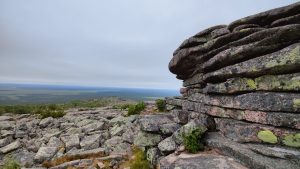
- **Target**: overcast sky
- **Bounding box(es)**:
[0,0,298,89]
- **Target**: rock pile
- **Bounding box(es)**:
[0,107,140,169]
[166,2,300,169]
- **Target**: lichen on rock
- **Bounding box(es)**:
[282,133,300,148]
[257,130,278,144]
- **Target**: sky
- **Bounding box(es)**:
[0,0,298,89]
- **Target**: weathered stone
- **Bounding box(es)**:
[189,102,300,129]
[42,129,62,142]
[0,136,13,147]
[182,73,204,87]
[165,97,184,107]
[47,137,64,148]
[0,121,15,130]
[271,13,300,27]
[138,114,174,132]
[34,147,58,163]
[0,140,21,154]
[109,116,127,126]
[134,131,163,147]
[76,119,94,127]
[169,27,264,79]
[189,92,300,113]
[81,121,104,133]
[48,160,80,169]
[158,137,177,154]
[215,118,299,146]
[228,2,300,31]
[104,136,131,153]
[171,109,189,124]
[39,117,54,128]
[159,151,248,169]
[174,25,227,55]
[80,134,100,150]
[232,24,260,32]
[206,132,300,169]
[201,24,300,73]
[66,127,82,135]
[110,124,125,136]
[204,73,300,94]
[67,147,107,158]
[122,123,139,144]
[159,123,181,135]
[61,134,80,152]
[146,148,161,166]
[12,150,35,167]
[59,122,74,130]
[179,87,188,96]
[204,42,300,83]
[0,116,13,121]
[172,119,208,145]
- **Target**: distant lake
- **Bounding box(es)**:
[0,83,179,105]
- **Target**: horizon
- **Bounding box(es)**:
[0,82,178,91]
[1,0,298,89]
[0,83,179,105]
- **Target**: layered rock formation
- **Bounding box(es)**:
[165,2,300,169]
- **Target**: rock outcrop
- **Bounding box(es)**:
[165,2,300,169]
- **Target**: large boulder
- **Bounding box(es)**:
[39,117,54,128]
[61,134,80,152]
[80,134,101,150]
[0,140,21,154]
[134,131,163,147]
[34,147,58,163]
[158,137,177,154]
[138,114,174,132]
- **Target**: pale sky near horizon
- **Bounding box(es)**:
[0,0,298,89]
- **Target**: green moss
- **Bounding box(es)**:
[293,99,300,109]
[282,134,300,148]
[257,130,278,144]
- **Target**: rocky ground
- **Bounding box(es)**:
[0,101,249,169]
[1,100,300,169]
[0,105,137,169]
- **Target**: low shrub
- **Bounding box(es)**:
[112,103,131,110]
[121,146,151,169]
[2,157,20,169]
[68,99,110,108]
[155,99,166,111]
[127,102,146,116]
[183,128,205,153]
[35,105,65,119]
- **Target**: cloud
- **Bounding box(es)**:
[0,0,298,89]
